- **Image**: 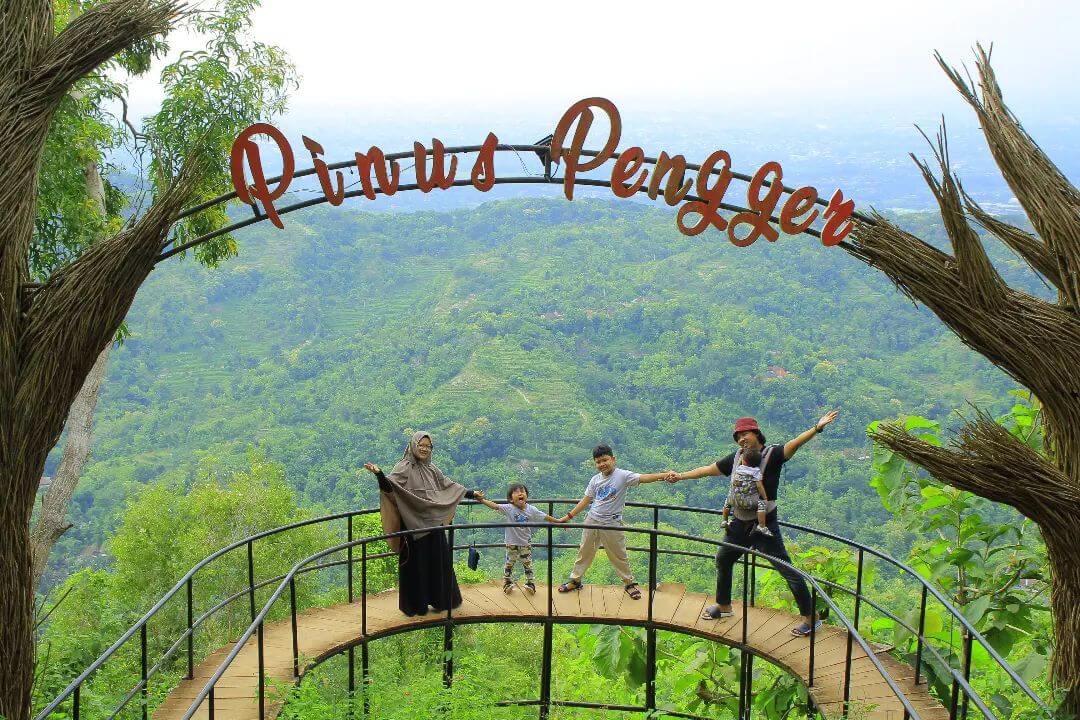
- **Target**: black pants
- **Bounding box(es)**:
[398,526,463,616]
[714,515,813,617]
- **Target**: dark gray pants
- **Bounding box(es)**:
[714,515,813,617]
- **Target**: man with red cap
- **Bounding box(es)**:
[669,410,838,636]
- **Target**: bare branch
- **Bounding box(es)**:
[963,189,1065,293]
[870,413,1079,520]
[911,121,1006,307]
[116,93,147,144]
[936,46,1080,310]
[846,214,964,308]
[32,0,186,105]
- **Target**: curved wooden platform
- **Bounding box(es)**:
[155,582,947,720]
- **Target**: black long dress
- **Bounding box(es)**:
[376,469,466,616]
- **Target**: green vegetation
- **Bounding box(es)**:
[31,198,1060,718]
[46,199,1044,584]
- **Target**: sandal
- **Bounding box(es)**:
[701,604,735,620]
[791,618,823,637]
[624,583,642,600]
[558,578,583,593]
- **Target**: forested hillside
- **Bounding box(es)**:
[46,198,1041,580]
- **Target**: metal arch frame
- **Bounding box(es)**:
[156,143,876,263]
[36,502,1052,720]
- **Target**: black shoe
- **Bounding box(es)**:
[503,580,514,594]
[525,582,536,595]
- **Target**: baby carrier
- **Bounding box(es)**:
[728,446,774,511]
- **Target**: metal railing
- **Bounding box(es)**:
[36,501,1053,720]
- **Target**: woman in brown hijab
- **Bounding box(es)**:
[364,432,478,616]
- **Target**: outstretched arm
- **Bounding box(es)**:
[783,410,839,460]
[559,496,593,523]
[670,464,723,482]
[363,462,393,493]
[471,490,501,511]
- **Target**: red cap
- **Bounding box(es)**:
[732,417,766,444]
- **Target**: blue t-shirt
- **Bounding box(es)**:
[496,503,548,546]
[584,468,641,525]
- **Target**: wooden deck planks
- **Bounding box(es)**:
[152,583,945,720]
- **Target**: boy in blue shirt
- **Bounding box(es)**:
[556,445,673,600]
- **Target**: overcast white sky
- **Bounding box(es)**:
[127,0,1079,125]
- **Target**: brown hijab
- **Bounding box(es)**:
[380,432,466,547]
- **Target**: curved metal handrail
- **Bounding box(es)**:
[179,521,927,720]
[626,499,1050,713]
[34,508,382,719]
[35,501,1053,720]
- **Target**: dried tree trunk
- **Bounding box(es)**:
[845,47,1080,715]
[29,342,110,588]
[1,4,188,718]
[0,115,59,720]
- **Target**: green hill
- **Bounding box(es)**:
[51,197,1039,578]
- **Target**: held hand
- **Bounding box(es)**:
[664,470,681,484]
[816,410,839,431]
[473,489,485,500]
[558,515,572,523]
[363,462,381,475]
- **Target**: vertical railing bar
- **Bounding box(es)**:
[950,639,962,720]
[750,554,757,606]
[290,577,299,677]
[257,620,265,720]
[347,645,356,720]
[361,643,370,718]
[186,576,194,680]
[738,649,748,720]
[547,501,554,619]
[648,533,657,624]
[646,530,657,711]
[741,555,750,648]
[540,500,554,720]
[843,548,865,716]
[140,623,148,720]
[809,586,818,687]
[73,684,81,720]
[745,652,755,720]
[740,552,750,717]
[347,515,354,604]
[443,526,454,688]
[360,538,369,717]
[914,586,928,685]
[361,542,368,637]
[209,686,215,720]
[247,540,256,621]
[960,632,973,720]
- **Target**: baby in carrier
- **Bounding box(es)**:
[721,446,774,538]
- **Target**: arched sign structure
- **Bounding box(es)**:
[160,98,870,263]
